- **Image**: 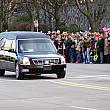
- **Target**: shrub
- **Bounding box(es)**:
[9,14,32,31]
[59,22,81,33]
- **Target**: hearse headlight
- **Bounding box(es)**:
[60,56,66,64]
[23,57,30,65]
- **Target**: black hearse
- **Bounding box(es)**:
[0,32,66,79]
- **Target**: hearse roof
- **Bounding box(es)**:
[0,31,49,39]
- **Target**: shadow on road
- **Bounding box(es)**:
[0,74,57,80]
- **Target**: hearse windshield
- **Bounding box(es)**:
[18,38,56,53]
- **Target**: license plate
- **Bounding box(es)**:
[37,65,43,68]
[43,65,51,70]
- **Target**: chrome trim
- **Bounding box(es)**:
[32,58,59,65]
[0,60,14,63]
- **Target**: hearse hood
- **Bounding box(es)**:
[23,53,61,59]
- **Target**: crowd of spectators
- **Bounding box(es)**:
[47,28,110,64]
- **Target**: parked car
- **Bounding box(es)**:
[0,32,66,79]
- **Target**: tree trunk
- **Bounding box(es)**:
[75,0,109,32]
[89,17,102,32]
[55,16,60,31]
[31,16,35,31]
[88,19,95,32]
[54,3,60,31]
[0,21,3,32]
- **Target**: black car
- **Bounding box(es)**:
[0,32,66,79]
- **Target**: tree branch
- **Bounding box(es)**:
[47,0,55,8]
[75,0,88,17]
[95,0,108,27]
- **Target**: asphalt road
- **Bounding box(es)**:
[0,64,110,110]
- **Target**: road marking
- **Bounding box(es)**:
[70,106,98,110]
[49,80,110,91]
[68,75,110,80]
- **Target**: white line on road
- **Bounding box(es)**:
[70,106,98,110]
[68,75,110,79]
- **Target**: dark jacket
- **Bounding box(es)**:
[98,38,104,52]
[69,48,76,59]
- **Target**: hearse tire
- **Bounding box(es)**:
[0,69,5,76]
[57,70,66,79]
[16,63,24,80]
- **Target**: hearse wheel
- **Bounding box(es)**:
[0,69,5,76]
[16,63,24,80]
[57,70,66,78]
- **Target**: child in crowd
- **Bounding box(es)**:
[69,45,76,63]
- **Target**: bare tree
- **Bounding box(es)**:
[45,0,68,30]
[0,0,17,32]
[17,0,42,31]
[19,0,69,31]
[75,0,110,32]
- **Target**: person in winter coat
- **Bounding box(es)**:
[84,36,91,63]
[69,45,76,63]
[64,35,73,63]
[104,33,109,63]
[98,34,104,63]
[107,35,110,63]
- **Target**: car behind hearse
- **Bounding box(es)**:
[0,31,66,80]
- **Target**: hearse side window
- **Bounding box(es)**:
[1,39,15,51]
